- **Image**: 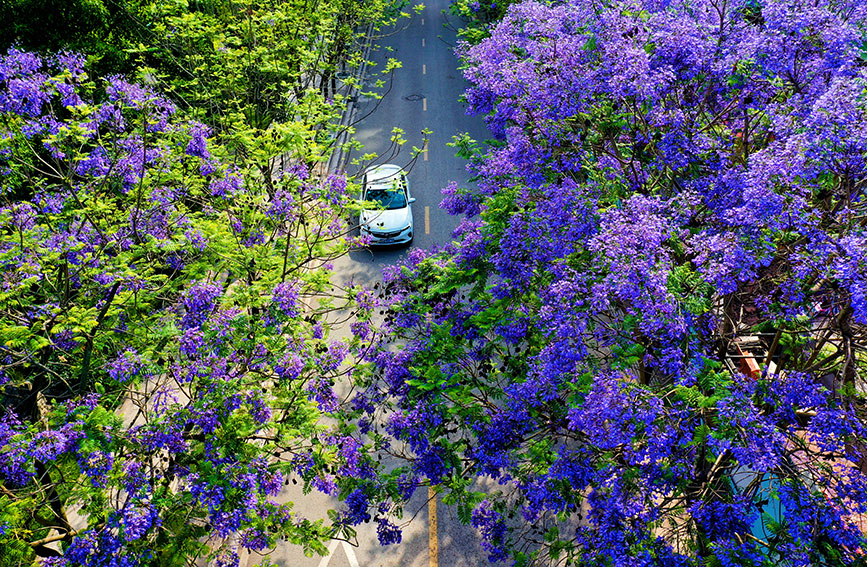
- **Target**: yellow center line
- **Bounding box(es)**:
[422,17,425,25]
[429,486,438,567]
[424,206,430,234]
[422,38,426,47]
[422,63,427,75]
[423,97,427,111]
[423,140,429,161]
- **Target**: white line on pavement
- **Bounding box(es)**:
[317,540,361,567]
[317,540,340,567]
[345,542,360,567]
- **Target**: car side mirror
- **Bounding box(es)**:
[408,197,417,204]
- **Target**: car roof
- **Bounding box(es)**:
[365,164,404,188]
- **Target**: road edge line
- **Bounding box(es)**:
[429,485,439,567]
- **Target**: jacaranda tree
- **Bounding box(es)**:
[350,0,867,564]
[0,47,379,566]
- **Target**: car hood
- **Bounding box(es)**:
[362,208,411,231]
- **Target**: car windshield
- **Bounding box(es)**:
[365,187,407,210]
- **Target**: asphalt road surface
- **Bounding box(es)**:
[334,0,491,284]
[243,3,496,567]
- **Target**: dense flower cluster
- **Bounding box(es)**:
[471,500,508,562]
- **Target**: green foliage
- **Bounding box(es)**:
[129,0,397,171]
[667,265,713,316]
[450,0,514,44]
[0,0,141,74]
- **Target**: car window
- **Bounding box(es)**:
[365,187,407,210]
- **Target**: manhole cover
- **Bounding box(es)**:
[403,94,424,101]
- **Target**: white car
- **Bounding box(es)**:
[359,164,416,246]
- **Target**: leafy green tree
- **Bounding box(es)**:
[0,0,142,73]
[127,0,400,176]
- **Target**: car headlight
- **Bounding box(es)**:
[400,225,412,233]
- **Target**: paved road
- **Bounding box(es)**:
[243,3,494,567]
[335,0,490,283]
